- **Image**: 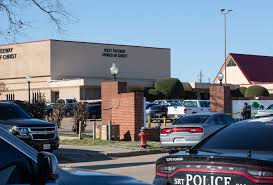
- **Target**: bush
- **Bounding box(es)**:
[244,85,269,97]
[154,78,185,99]
[72,102,89,134]
[231,87,247,97]
[147,89,165,100]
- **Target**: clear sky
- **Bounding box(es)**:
[2,0,273,82]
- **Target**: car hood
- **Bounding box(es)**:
[0,118,56,128]
[60,168,150,185]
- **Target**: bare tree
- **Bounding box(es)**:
[0,0,73,41]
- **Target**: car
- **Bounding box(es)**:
[154,120,273,185]
[87,103,101,119]
[0,102,59,152]
[255,104,273,118]
[160,112,235,150]
[167,100,210,118]
[146,104,168,118]
[0,127,150,185]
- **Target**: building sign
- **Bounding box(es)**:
[102,48,128,58]
[0,48,17,60]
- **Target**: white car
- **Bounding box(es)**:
[167,100,210,117]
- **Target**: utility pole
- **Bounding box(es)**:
[197,70,204,83]
[221,9,232,85]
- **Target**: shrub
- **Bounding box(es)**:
[231,87,247,97]
[147,89,165,100]
[72,102,89,134]
[154,78,185,99]
[244,85,269,97]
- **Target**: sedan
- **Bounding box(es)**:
[154,120,273,185]
[160,112,235,150]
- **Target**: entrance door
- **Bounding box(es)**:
[51,91,59,103]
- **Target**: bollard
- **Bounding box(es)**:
[93,121,96,140]
[163,117,166,127]
[147,117,151,128]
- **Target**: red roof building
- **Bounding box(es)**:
[214,53,273,92]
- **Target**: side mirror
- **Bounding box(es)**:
[37,151,59,182]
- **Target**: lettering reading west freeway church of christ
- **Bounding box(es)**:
[102,48,128,58]
[0,48,17,60]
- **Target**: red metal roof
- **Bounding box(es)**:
[230,53,273,83]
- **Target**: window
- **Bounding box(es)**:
[198,123,273,151]
[0,104,31,120]
[227,59,236,67]
[199,101,210,108]
[174,115,210,125]
[6,92,15,100]
[0,138,33,184]
[183,101,198,107]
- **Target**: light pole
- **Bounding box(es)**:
[26,75,31,103]
[221,8,232,85]
[110,62,119,81]
[217,73,224,86]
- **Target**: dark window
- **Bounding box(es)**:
[198,122,273,151]
[212,115,226,125]
[174,114,210,125]
[227,59,236,67]
[0,104,31,120]
[199,101,210,107]
[222,115,235,124]
[0,139,33,184]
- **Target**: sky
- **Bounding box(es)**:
[2,0,273,82]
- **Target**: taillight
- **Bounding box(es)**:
[161,127,203,134]
[157,164,176,177]
[161,128,173,134]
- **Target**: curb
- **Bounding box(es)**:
[105,149,166,157]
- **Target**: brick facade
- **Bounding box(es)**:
[101,81,144,141]
[210,85,231,113]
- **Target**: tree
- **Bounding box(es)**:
[0,0,73,41]
[244,85,269,97]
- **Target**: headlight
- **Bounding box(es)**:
[10,126,29,138]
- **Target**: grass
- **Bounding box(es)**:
[60,135,161,149]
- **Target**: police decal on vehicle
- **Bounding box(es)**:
[173,174,232,185]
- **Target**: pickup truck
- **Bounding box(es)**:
[0,102,59,152]
[0,126,150,185]
[167,100,210,118]
[255,104,273,118]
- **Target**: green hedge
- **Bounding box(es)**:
[244,85,269,97]
[154,78,185,99]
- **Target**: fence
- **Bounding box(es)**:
[146,117,179,128]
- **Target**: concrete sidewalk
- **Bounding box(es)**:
[54,144,165,164]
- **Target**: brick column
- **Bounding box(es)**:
[101,81,127,124]
[210,85,231,113]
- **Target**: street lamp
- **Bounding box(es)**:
[110,62,119,81]
[221,8,232,85]
[217,73,224,86]
[26,75,31,103]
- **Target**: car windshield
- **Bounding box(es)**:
[197,122,273,151]
[174,114,210,125]
[0,104,31,120]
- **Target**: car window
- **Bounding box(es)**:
[0,138,33,184]
[183,101,198,107]
[222,115,235,124]
[199,101,210,108]
[213,115,227,125]
[174,115,210,125]
[0,104,31,120]
[198,122,273,151]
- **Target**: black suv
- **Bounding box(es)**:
[0,102,59,151]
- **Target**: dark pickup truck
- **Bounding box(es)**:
[0,102,59,151]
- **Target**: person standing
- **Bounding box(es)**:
[241,102,248,120]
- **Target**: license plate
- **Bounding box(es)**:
[174,138,185,143]
[43,144,51,150]
[173,174,232,185]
